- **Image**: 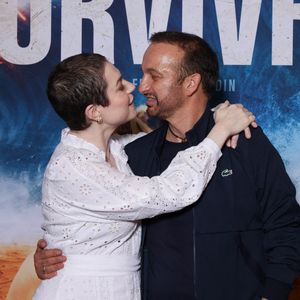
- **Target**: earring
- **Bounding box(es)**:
[96,116,103,124]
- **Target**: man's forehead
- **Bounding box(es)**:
[146,42,183,56]
[142,43,183,66]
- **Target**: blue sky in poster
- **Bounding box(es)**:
[0,0,299,243]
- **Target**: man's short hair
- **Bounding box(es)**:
[47,53,108,130]
[150,31,219,98]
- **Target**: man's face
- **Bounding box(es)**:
[139,42,186,120]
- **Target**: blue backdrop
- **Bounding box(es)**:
[0,0,299,245]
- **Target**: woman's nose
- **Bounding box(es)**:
[125,80,135,93]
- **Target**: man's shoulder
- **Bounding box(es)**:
[236,126,274,153]
[229,126,282,170]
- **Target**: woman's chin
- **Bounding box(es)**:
[116,113,137,127]
[128,110,138,121]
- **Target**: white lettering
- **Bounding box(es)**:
[0,0,51,65]
[132,78,142,86]
[0,1,299,67]
[228,79,236,92]
[125,0,171,64]
[61,0,114,62]
[182,0,204,37]
[272,0,300,65]
[215,0,261,65]
[216,79,236,92]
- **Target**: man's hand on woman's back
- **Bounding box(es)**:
[33,239,66,279]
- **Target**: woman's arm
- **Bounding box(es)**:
[43,103,254,222]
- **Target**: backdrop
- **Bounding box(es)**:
[0,0,299,258]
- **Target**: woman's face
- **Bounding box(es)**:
[101,62,137,127]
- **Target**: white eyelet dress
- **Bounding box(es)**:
[32,128,221,300]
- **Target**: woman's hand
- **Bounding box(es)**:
[208,101,256,149]
[212,100,258,148]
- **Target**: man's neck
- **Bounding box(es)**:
[166,101,208,141]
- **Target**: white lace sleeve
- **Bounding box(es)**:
[43,138,221,222]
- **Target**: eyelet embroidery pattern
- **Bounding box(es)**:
[34,129,221,300]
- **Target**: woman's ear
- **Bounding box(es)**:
[85,104,103,123]
[184,73,202,96]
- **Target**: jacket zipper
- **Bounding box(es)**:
[193,207,198,299]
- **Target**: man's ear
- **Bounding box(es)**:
[184,73,202,96]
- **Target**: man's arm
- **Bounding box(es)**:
[33,239,66,279]
[248,128,300,300]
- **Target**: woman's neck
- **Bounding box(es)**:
[70,125,116,166]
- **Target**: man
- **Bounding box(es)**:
[34,32,300,300]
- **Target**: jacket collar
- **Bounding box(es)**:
[154,104,214,156]
[185,105,214,146]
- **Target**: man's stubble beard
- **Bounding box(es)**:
[147,94,184,121]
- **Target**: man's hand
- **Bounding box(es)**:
[34,239,66,279]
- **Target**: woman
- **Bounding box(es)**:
[33,53,255,300]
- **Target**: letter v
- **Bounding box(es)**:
[215,0,262,65]
[125,0,172,64]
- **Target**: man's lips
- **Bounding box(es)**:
[145,95,158,106]
[146,100,157,107]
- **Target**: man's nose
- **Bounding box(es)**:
[138,76,148,94]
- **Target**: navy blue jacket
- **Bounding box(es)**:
[125,108,300,300]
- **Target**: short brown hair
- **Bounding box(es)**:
[150,31,219,98]
[47,53,108,130]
